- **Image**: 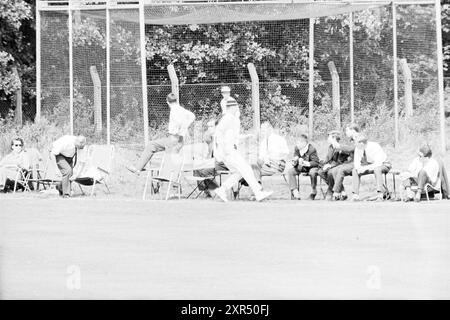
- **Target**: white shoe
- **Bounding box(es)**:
[214,187,228,202]
[292,189,301,200]
[255,190,273,202]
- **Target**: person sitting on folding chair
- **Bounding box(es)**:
[351,134,391,202]
[0,138,30,192]
[193,118,229,198]
[127,93,195,175]
[400,145,440,202]
[51,135,87,198]
[212,98,273,202]
[286,133,320,200]
[318,130,352,201]
[251,121,289,183]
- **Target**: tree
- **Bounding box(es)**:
[0,0,33,119]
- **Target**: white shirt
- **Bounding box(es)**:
[423,158,440,184]
[213,113,240,162]
[354,141,387,171]
[168,103,195,137]
[406,156,439,184]
[220,98,228,115]
[259,133,289,162]
[51,135,78,158]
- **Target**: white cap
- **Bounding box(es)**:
[221,86,231,93]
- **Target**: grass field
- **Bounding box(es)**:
[1,196,449,299]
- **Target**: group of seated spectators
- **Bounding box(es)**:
[1,88,448,202]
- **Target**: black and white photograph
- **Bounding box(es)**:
[1,0,450,304]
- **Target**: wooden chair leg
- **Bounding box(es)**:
[143,170,151,200]
[90,181,96,196]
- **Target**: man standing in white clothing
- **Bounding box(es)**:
[127,93,195,174]
[213,99,273,202]
[352,134,391,201]
[51,135,87,197]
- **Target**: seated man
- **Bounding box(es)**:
[329,124,361,200]
[251,121,289,183]
[318,130,352,201]
[0,138,30,192]
[352,134,391,201]
[286,133,320,200]
[193,118,228,197]
[400,145,440,202]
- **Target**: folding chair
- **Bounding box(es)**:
[11,148,43,193]
[148,152,185,200]
[73,144,115,196]
[29,150,62,191]
[424,176,442,201]
[142,151,166,200]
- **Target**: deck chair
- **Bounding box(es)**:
[141,151,165,200]
[179,142,213,199]
[424,175,442,201]
[73,144,115,196]
[29,150,62,191]
[148,152,185,200]
[12,148,43,193]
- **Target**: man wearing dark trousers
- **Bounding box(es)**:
[287,133,320,200]
[318,130,352,200]
[51,135,87,198]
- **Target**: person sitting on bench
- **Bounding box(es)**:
[351,134,391,202]
[286,133,320,200]
[0,138,30,192]
[251,121,289,183]
[318,130,352,201]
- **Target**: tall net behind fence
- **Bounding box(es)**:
[40,10,70,132]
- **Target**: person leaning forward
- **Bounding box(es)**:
[127,93,195,174]
[51,135,86,198]
[286,133,320,200]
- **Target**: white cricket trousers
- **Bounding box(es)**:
[221,151,262,194]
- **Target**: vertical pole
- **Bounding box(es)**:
[36,3,41,121]
[68,6,74,135]
[139,0,149,147]
[12,67,23,126]
[106,5,111,145]
[247,63,260,135]
[392,2,399,147]
[349,12,355,124]
[435,0,446,153]
[308,18,314,139]
[327,61,341,129]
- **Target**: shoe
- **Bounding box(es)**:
[214,187,228,202]
[62,194,71,199]
[292,189,301,200]
[340,192,348,201]
[248,195,256,201]
[126,165,140,176]
[375,193,384,202]
[308,193,316,200]
[325,190,333,201]
[255,190,273,202]
[351,194,360,202]
[332,192,341,201]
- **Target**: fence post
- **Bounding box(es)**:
[349,11,355,124]
[247,63,260,135]
[68,3,74,135]
[89,66,102,133]
[392,2,399,147]
[12,67,23,126]
[434,0,447,153]
[139,0,149,146]
[36,2,41,121]
[308,18,314,139]
[327,61,341,129]
[167,64,179,102]
[399,59,413,117]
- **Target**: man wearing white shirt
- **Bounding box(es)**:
[352,134,391,201]
[401,145,440,202]
[213,99,273,202]
[127,93,195,174]
[252,121,289,182]
[51,135,86,197]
